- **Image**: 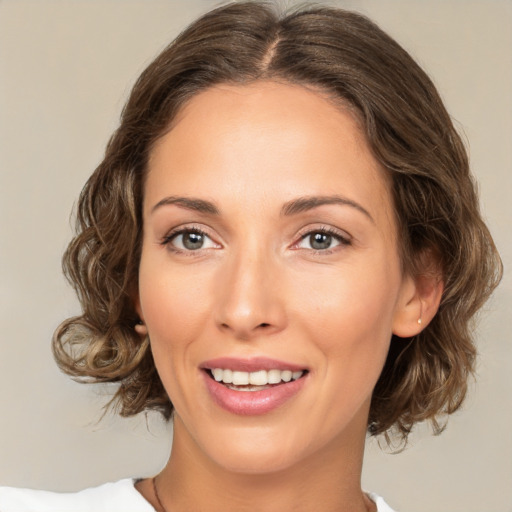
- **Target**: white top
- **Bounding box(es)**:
[0,478,397,511]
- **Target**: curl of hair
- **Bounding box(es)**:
[53,1,502,440]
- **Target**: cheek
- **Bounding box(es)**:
[139,256,208,334]
[294,258,400,337]
[293,258,401,390]
[137,256,213,395]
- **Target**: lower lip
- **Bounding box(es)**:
[202,372,307,416]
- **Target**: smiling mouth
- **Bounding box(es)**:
[206,368,307,391]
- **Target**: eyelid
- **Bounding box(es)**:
[160,223,222,252]
[159,223,351,254]
[291,225,352,250]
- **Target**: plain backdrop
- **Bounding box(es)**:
[0,1,511,511]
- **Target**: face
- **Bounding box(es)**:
[137,81,417,474]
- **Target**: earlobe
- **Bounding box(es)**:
[134,320,148,336]
[134,295,148,337]
[392,271,444,339]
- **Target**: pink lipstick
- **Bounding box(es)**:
[200,357,308,416]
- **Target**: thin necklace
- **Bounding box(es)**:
[152,475,374,512]
[152,476,167,512]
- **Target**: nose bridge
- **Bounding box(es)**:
[214,237,286,339]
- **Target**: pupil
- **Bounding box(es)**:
[310,232,332,250]
[183,232,204,250]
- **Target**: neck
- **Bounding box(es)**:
[155,416,372,512]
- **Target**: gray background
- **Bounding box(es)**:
[0,1,510,511]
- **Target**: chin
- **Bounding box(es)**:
[210,447,300,475]
[199,424,307,475]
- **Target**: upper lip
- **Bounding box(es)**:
[200,357,307,373]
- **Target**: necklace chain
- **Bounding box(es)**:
[152,475,374,512]
[152,476,168,512]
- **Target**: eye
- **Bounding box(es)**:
[295,229,350,252]
[164,228,219,251]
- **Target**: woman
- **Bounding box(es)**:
[0,2,502,511]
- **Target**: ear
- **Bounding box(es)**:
[133,294,148,337]
[392,255,444,338]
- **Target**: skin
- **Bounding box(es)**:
[134,81,441,512]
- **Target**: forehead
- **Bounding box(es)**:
[146,81,394,231]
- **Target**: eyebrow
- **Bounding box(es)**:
[151,194,373,223]
[151,196,220,215]
[281,195,374,223]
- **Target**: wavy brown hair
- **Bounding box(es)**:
[52,1,502,442]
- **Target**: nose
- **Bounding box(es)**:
[213,247,287,341]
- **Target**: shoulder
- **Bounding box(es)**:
[367,491,399,512]
[0,478,156,512]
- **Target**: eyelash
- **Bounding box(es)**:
[160,225,216,256]
[160,225,351,255]
[294,226,352,255]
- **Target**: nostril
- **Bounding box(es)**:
[217,320,281,338]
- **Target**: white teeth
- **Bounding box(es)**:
[225,384,266,392]
[281,370,292,382]
[210,368,304,387]
[267,369,281,384]
[249,370,267,386]
[232,371,249,385]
